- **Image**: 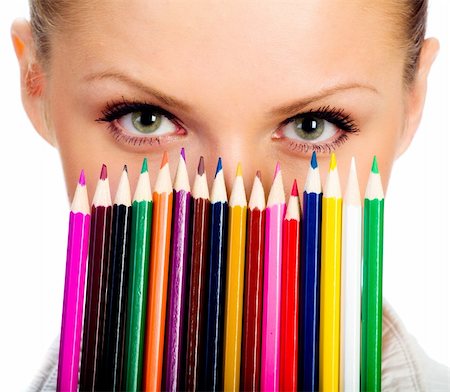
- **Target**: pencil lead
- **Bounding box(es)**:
[256,170,262,180]
[215,157,223,177]
[123,164,128,173]
[291,179,299,196]
[100,164,108,180]
[141,158,148,173]
[236,162,243,177]
[161,151,169,168]
[329,153,337,171]
[274,161,281,179]
[371,155,379,174]
[180,147,186,162]
[311,151,318,169]
[79,169,86,186]
[198,156,205,176]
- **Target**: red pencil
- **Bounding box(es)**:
[241,171,266,391]
[280,180,301,391]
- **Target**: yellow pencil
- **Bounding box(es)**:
[223,163,247,391]
[319,153,342,392]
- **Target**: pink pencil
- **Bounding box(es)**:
[57,170,91,391]
[261,163,286,391]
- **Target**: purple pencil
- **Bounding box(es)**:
[163,148,191,391]
[57,170,91,391]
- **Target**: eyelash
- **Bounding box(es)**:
[97,98,184,146]
[97,99,360,151]
[279,105,360,154]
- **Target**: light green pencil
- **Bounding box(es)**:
[361,156,384,392]
[124,158,153,391]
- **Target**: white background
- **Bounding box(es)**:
[0,1,448,390]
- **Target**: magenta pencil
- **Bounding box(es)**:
[261,163,286,391]
[57,170,91,391]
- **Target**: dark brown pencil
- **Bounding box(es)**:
[80,164,112,391]
[185,157,211,391]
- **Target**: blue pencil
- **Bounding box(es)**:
[200,158,229,391]
[299,152,323,391]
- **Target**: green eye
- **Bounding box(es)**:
[131,110,162,134]
[294,116,325,140]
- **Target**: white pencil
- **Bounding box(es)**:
[340,157,362,392]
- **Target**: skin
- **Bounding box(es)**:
[11,0,438,201]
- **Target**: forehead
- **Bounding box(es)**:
[52,0,401,104]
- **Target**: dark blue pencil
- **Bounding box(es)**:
[299,152,323,392]
[200,158,229,391]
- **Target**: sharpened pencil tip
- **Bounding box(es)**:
[291,179,299,196]
[215,157,223,177]
[123,164,128,173]
[371,155,379,174]
[161,151,169,168]
[311,151,318,169]
[79,169,86,186]
[180,147,186,161]
[329,153,337,171]
[198,156,205,175]
[236,162,243,177]
[100,164,107,180]
[274,162,281,179]
[141,158,148,173]
[256,170,262,180]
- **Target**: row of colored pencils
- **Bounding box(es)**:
[56,150,384,392]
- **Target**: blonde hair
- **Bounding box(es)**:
[29,0,428,84]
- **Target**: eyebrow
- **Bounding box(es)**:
[84,70,193,112]
[85,71,378,117]
[269,83,379,118]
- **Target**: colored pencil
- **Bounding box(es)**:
[223,163,247,392]
[80,164,112,391]
[143,152,173,391]
[280,180,300,391]
[319,153,342,392]
[124,159,153,391]
[261,163,286,391]
[201,158,229,391]
[99,166,132,390]
[57,170,90,392]
[340,157,362,392]
[299,152,322,392]
[241,171,266,392]
[164,148,191,392]
[185,156,211,390]
[361,156,384,392]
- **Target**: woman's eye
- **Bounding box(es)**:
[283,114,338,143]
[119,109,177,136]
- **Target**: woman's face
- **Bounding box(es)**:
[16,0,435,198]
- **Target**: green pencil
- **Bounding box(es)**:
[361,156,384,392]
[124,159,153,391]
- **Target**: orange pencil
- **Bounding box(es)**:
[143,152,173,391]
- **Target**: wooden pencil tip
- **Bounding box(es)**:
[78,169,86,186]
[181,147,186,161]
[141,158,148,173]
[311,151,318,169]
[256,170,262,180]
[371,155,379,174]
[161,151,168,168]
[215,157,223,177]
[291,179,299,196]
[100,164,107,180]
[236,162,243,177]
[329,153,337,171]
[198,156,205,175]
